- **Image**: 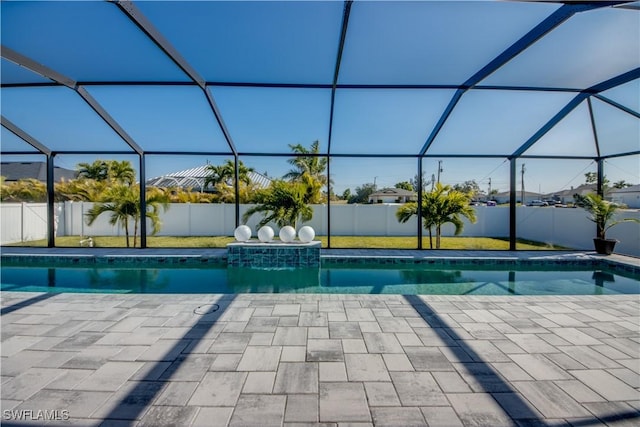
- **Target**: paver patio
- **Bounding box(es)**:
[1,290,638,426]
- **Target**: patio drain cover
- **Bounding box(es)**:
[194,304,220,315]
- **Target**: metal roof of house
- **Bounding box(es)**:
[0,161,77,182]
[146,165,271,190]
[609,184,640,193]
[370,188,417,197]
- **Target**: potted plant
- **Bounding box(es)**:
[573,193,639,255]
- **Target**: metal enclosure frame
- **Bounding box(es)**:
[1,1,638,249]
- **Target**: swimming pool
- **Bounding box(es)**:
[1,262,638,295]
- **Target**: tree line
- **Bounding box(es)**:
[0,142,501,248]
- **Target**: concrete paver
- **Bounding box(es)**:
[188,371,247,406]
[363,382,401,407]
[274,362,319,394]
[320,382,371,422]
[284,394,319,422]
[345,354,390,381]
[447,393,515,427]
[1,289,638,426]
[242,371,276,394]
[228,394,286,427]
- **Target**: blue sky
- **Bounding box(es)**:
[1,1,638,195]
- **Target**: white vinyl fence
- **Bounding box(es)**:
[2,202,639,256]
[1,203,50,245]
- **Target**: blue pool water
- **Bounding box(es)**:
[1,263,638,295]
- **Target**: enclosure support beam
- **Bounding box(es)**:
[77,87,144,155]
[1,117,56,247]
[327,0,353,155]
[417,159,423,250]
[419,89,464,156]
[234,157,240,228]
[587,98,601,158]
[1,116,52,155]
[599,150,640,160]
[204,87,238,156]
[419,3,594,157]
[512,68,640,159]
[1,46,76,89]
[1,46,144,156]
[115,1,204,86]
[114,0,242,234]
[140,154,147,248]
[509,158,517,251]
[597,159,605,198]
[47,154,56,248]
[114,0,238,156]
[326,0,353,249]
[327,156,332,249]
[594,94,640,119]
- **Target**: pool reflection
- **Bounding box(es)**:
[227,267,320,293]
[1,264,638,295]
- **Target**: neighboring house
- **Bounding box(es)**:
[0,161,77,183]
[609,184,640,209]
[492,191,541,205]
[489,183,640,207]
[546,184,596,204]
[146,165,271,192]
[368,188,417,204]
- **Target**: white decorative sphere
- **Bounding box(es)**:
[258,226,274,243]
[233,225,252,242]
[298,226,315,243]
[279,226,296,243]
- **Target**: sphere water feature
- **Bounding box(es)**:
[233,225,252,242]
[258,226,275,243]
[298,226,315,243]
[279,226,296,243]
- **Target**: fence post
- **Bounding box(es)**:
[509,158,517,250]
[21,202,25,242]
[47,154,55,247]
[81,202,85,238]
[385,204,390,236]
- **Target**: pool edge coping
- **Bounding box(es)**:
[2,249,639,275]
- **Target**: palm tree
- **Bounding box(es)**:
[58,160,135,202]
[284,140,328,186]
[396,183,477,249]
[298,172,324,205]
[204,160,254,191]
[85,184,137,247]
[203,163,231,190]
[242,180,313,230]
[85,183,169,247]
[107,160,136,185]
[137,187,170,247]
[284,141,329,204]
[573,193,639,240]
[77,161,109,181]
[612,180,632,189]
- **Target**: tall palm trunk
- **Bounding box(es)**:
[436,225,442,249]
[133,218,139,248]
[124,220,130,248]
[428,228,433,249]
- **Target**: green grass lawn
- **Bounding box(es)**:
[7,235,568,250]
